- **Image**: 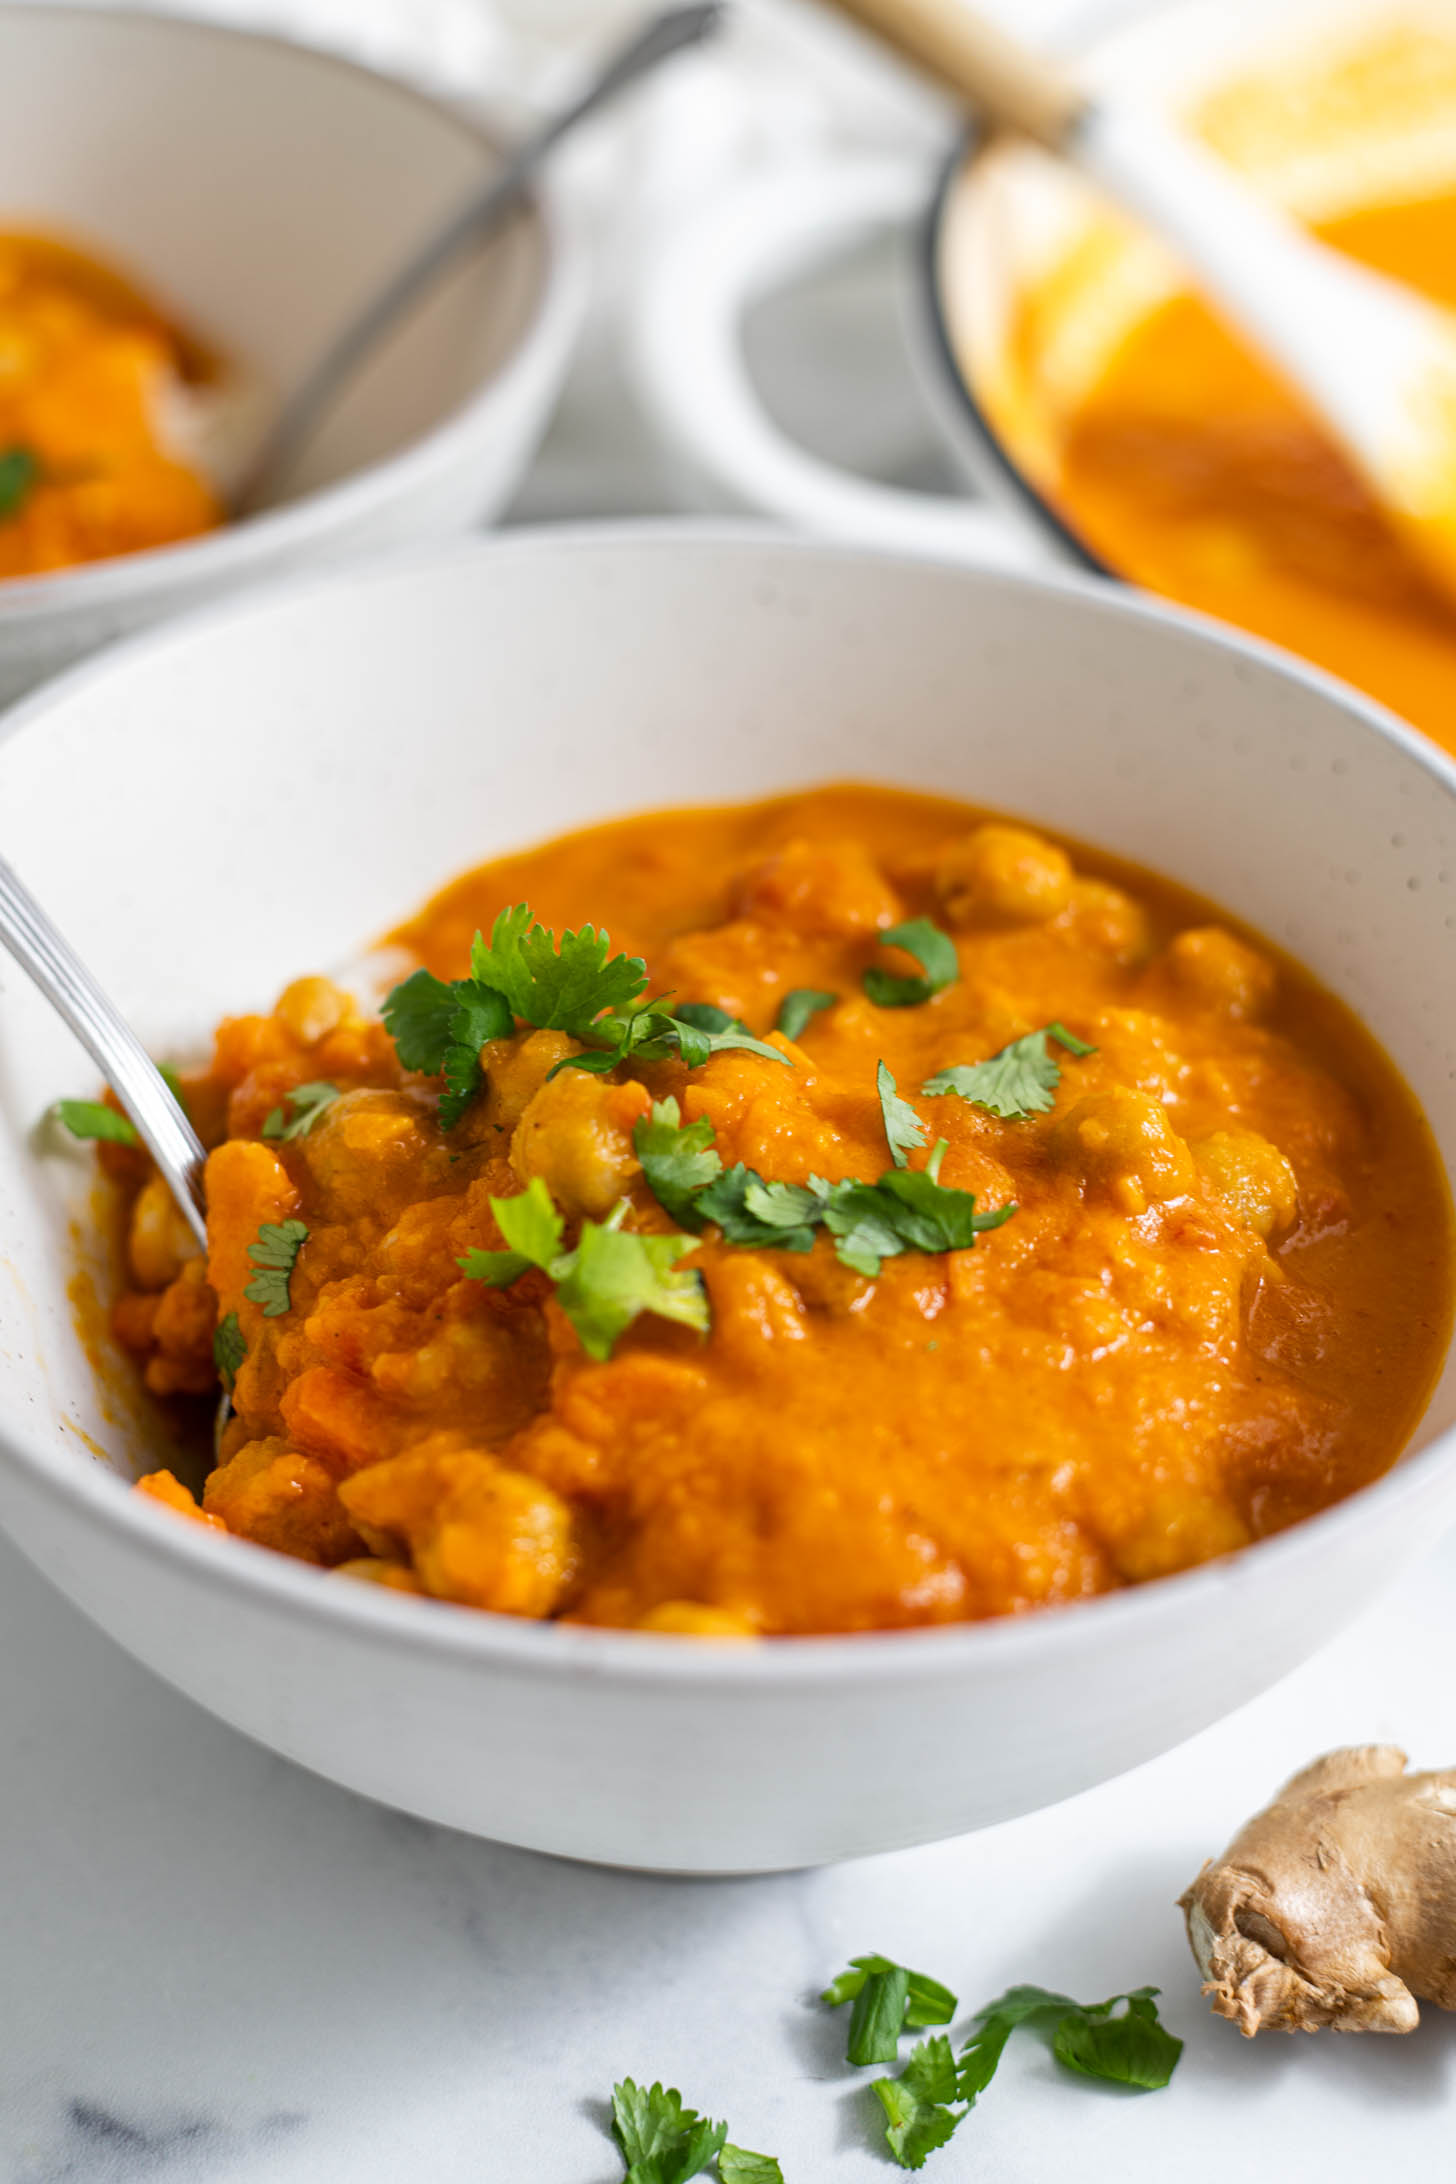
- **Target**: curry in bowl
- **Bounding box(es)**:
[81,785,1451,1637]
[0,231,222,577]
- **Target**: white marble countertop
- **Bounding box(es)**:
[4,3,1456,2177]
[4,1522,1454,2181]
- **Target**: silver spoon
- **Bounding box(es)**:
[234,1,723,514]
[0,855,228,1442]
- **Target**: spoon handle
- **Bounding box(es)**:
[236,1,723,512]
[820,0,1086,149]
[0,855,208,1247]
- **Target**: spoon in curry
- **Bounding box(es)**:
[0,854,227,1442]
[233,2,722,513]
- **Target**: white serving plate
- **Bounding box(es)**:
[0,2,587,701]
[0,529,1451,1874]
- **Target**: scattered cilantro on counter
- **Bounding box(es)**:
[821,1955,958,2065]
[863,919,958,1009]
[458,1176,707,1360]
[261,1081,340,1143]
[776,988,837,1042]
[242,1218,309,1318]
[610,2080,782,2184]
[53,1098,139,1147]
[923,1022,1097,1120]
[212,1312,246,1393]
[835,1975,1183,2171]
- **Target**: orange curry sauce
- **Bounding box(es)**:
[0,232,220,578]
[1037,192,1456,754]
[119,787,1453,1636]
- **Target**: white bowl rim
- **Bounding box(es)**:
[2,519,1454,1691]
[0,0,589,627]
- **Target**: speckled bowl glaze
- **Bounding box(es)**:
[0,4,586,703]
[0,530,1452,1873]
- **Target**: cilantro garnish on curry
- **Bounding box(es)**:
[69,784,1451,1636]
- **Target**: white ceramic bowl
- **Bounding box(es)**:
[0,530,1452,1874]
[0,3,586,703]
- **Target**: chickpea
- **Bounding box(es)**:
[1054,1088,1195,1215]
[275,975,351,1046]
[732,837,903,937]
[1192,1130,1298,1240]
[510,1068,646,1218]
[934,824,1073,928]
[127,1172,203,1291]
[472,1028,577,1139]
[340,1443,573,1618]
[1062,879,1152,965]
[1159,927,1276,1021]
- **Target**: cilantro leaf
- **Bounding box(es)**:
[54,1098,139,1147]
[610,2080,726,2184]
[556,1217,708,1361]
[822,1956,958,2031]
[923,1022,1097,1121]
[672,1002,744,1036]
[457,1176,564,1288]
[460,1186,706,1360]
[849,1965,912,2065]
[864,919,958,1009]
[242,1218,308,1318]
[212,1312,246,1394]
[872,1166,1017,1254]
[776,988,837,1042]
[696,1165,819,1253]
[1051,1989,1182,2089]
[381,968,459,1074]
[158,1063,188,1113]
[262,1081,340,1143]
[877,1061,927,1169]
[719,2151,784,2183]
[635,1099,723,1228]
[958,1983,1181,2102]
[472,908,648,1031]
[0,445,38,520]
[872,2069,961,2171]
[668,1013,788,1070]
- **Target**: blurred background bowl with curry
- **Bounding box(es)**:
[641,0,1456,760]
[0,2,586,704]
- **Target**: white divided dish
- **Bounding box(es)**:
[0,4,587,700]
[0,530,1452,1873]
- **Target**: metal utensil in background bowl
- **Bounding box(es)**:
[0,528,1452,1874]
[0,4,589,705]
[632,0,1447,584]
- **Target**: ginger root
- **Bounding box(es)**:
[1180,1746,1456,2035]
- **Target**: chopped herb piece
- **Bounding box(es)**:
[457,1175,564,1289]
[556,1214,709,1361]
[0,445,38,520]
[877,1061,927,1169]
[635,1098,723,1228]
[610,2078,726,2184]
[923,1022,1097,1121]
[53,1098,139,1147]
[776,988,837,1042]
[873,2038,962,2170]
[1050,1988,1183,2089]
[262,1080,340,1143]
[243,1219,308,1318]
[695,1164,818,1254]
[212,1312,246,1394]
[381,964,513,1128]
[864,919,958,1009]
[459,1185,706,1360]
[471,907,649,1032]
[672,1002,745,1036]
[849,1964,912,2066]
[667,1012,787,1071]
[719,2150,784,2183]
[818,1164,1015,1279]
[823,1955,958,2057]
